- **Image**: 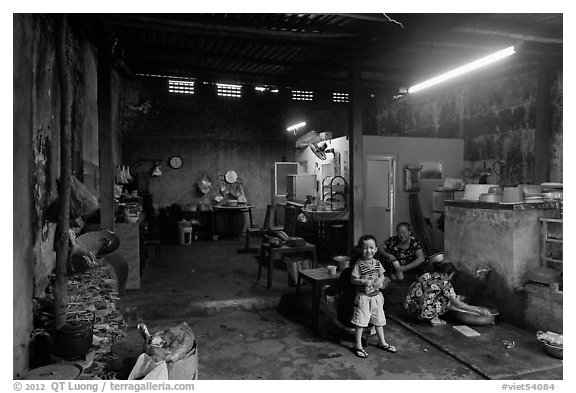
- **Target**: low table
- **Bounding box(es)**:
[258,242,317,289]
[296,267,341,332]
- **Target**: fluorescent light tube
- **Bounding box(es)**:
[287,122,306,132]
[408,46,516,94]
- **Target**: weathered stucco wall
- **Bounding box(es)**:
[549,70,563,182]
[13,14,101,376]
[120,78,350,227]
[444,205,557,328]
[374,66,562,185]
[13,13,35,379]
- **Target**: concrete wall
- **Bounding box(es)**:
[120,78,350,228]
[363,136,464,228]
[13,14,102,377]
[373,65,562,185]
[444,205,557,328]
[13,14,35,379]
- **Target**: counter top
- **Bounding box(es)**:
[303,210,349,221]
[445,200,560,210]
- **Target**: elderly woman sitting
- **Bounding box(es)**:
[380,222,427,281]
[404,261,491,326]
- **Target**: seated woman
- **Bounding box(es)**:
[380,222,426,280]
[403,261,491,326]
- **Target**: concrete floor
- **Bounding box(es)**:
[112,239,563,380]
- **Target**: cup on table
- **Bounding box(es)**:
[327,265,337,275]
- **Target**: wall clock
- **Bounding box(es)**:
[169,155,183,169]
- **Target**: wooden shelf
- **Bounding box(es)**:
[539,217,563,268]
[543,257,563,264]
[545,238,563,243]
[539,218,563,223]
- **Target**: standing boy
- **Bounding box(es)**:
[350,235,397,358]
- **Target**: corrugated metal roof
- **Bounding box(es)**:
[91,13,562,93]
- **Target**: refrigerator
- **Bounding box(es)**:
[287,174,317,204]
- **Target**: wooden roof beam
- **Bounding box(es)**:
[453,26,562,44]
[109,15,363,43]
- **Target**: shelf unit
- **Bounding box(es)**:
[431,190,464,252]
[539,218,563,265]
[321,175,347,211]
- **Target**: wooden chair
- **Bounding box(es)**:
[257,204,317,289]
[244,204,282,252]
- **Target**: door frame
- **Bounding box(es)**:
[364,153,397,241]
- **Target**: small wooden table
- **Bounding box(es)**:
[213,204,254,240]
[258,242,317,289]
[296,267,341,332]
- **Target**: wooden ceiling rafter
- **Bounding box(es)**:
[286,14,478,83]
[131,61,399,92]
[120,40,302,69]
[109,14,372,43]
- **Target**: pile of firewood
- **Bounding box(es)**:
[65,265,126,378]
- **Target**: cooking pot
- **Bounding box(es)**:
[428,252,445,264]
[450,307,499,325]
[53,321,93,359]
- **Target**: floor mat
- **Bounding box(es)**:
[387,311,563,380]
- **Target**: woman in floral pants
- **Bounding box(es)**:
[404,262,490,326]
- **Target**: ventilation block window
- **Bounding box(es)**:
[332,92,349,103]
[168,80,195,95]
[217,83,242,98]
[291,90,314,101]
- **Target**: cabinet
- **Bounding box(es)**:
[431,190,464,252]
[272,162,299,226]
[539,218,563,266]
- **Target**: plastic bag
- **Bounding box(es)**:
[70,176,100,218]
[45,175,100,222]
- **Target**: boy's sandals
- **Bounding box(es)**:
[352,347,369,358]
[430,317,447,327]
[376,342,397,353]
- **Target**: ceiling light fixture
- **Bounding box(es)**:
[287,121,306,135]
[408,45,516,94]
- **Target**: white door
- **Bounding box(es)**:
[364,154,395,246]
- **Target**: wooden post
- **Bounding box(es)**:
[534,65,552,184]
[54,14,72,329]
[348,59,364,251]
[98,39,115,230]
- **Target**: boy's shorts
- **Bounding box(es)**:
[351,292,386,327]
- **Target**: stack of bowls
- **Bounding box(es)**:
[502,186,523,204]
[479,193,502,203]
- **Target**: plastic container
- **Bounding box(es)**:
[286,260,301,286]
[178,220,193,246]
[333,255,350,271]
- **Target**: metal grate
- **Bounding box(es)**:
[217,83,242,98]
[291,90,314,101]
[168,80,195,95]
[332,92,349,103]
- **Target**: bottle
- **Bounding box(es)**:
[304,195,312,210]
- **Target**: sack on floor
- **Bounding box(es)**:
[132,322,198,380]
[128,353,169,380]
